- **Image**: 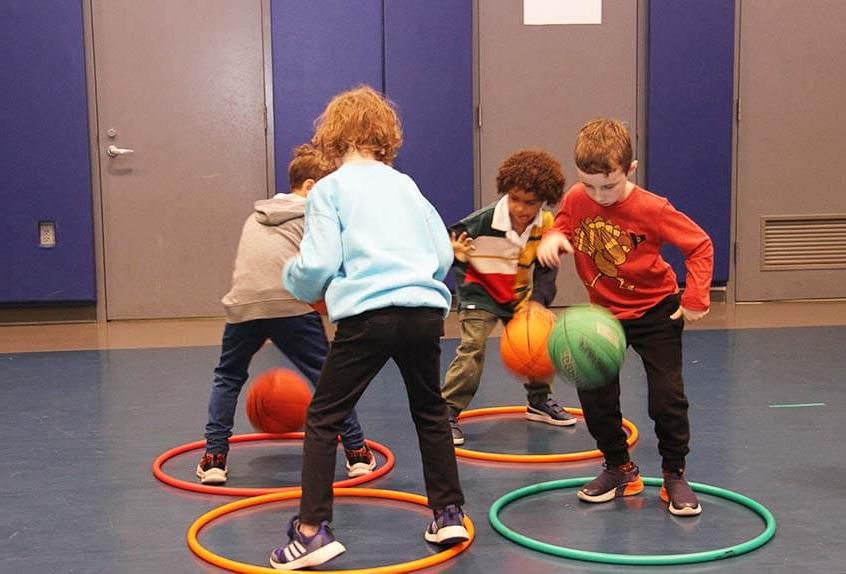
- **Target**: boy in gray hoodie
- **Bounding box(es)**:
[196,144,374,486]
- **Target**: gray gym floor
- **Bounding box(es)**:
[1,324,844,573]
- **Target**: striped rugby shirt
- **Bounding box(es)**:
[450,195,557,320]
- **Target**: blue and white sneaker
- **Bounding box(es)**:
[424,504,470,545]
[269,516,345,570]
[526,398,577,426]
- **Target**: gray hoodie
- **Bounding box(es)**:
[221,194,314,323]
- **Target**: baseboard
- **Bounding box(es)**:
[0,304,97,325]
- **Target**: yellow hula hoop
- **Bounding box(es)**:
[187,487,475,574]
[454,406,639,463]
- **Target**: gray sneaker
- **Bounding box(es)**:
[526,398,577,426]
[449,415,465,446]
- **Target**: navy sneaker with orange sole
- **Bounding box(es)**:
[660,469,702,516]
[577,462,644,503]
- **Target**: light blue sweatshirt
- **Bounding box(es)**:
[283,160,454,322]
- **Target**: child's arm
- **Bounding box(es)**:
[537,196,574,268]
[660,203,714,322]
[282,189,342,303]
[450,229,476,263]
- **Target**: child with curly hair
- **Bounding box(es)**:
[443,149,576,446]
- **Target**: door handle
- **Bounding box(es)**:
[107,145,135,157]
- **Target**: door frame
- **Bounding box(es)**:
[261,0,276,198]
[728,0,741,305]
[81,0,106,321]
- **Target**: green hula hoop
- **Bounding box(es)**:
[489,477,776,565]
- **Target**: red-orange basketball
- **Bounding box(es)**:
[245,369,312,433]
[499,302,556,379]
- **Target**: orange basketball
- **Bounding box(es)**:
[499,302,556,379]
[245,369,312,433]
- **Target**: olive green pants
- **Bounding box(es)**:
[442,308,553,416]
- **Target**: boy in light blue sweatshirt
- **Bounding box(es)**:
[270,86,468,570]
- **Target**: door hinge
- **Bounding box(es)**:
[733,241,738,265]
[735,98,740,123]
[476,105,482,129]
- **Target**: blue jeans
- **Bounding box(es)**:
[204,313,366,454]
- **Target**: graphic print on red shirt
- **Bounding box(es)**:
[573,215,646,291]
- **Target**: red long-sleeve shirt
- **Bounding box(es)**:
[551,184,713,320]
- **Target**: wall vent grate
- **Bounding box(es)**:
[761,215,846,270]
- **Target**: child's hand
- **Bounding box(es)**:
[670,306,709,322]
[537,233,574,268]
[450,231,476,263]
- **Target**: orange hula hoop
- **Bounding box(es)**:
[152,433,395,496]
[187,487,475,574]
[454,406,639,463]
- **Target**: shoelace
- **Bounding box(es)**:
[286,519,331,543]
[202,454,225,468]
[346,447,371,463]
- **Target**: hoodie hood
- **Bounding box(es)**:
[221,192,313,322]
[254,193,305,226]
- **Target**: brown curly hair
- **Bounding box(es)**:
[288,143,334,190]
[311,85,403,165]
[574,118,633,175]
[496,149,566,205]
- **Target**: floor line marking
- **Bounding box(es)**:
[768,403,826,408]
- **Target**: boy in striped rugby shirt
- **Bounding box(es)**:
[443,149,577,446]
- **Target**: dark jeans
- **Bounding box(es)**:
[299,307,465,524]
[576,294,690,472]
[204,313,365,454]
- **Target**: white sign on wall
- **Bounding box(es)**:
[524,0,602,25]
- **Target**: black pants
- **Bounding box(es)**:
[576,294,690,472]
[299,307,465,524]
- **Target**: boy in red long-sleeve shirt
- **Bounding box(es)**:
[537,118,713,516]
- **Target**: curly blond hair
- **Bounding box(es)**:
[574,118,633,175]
[288,144,334,190]
[496,149,566,205]
[311,85,403,165]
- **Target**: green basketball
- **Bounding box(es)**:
[547,305,627,390]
